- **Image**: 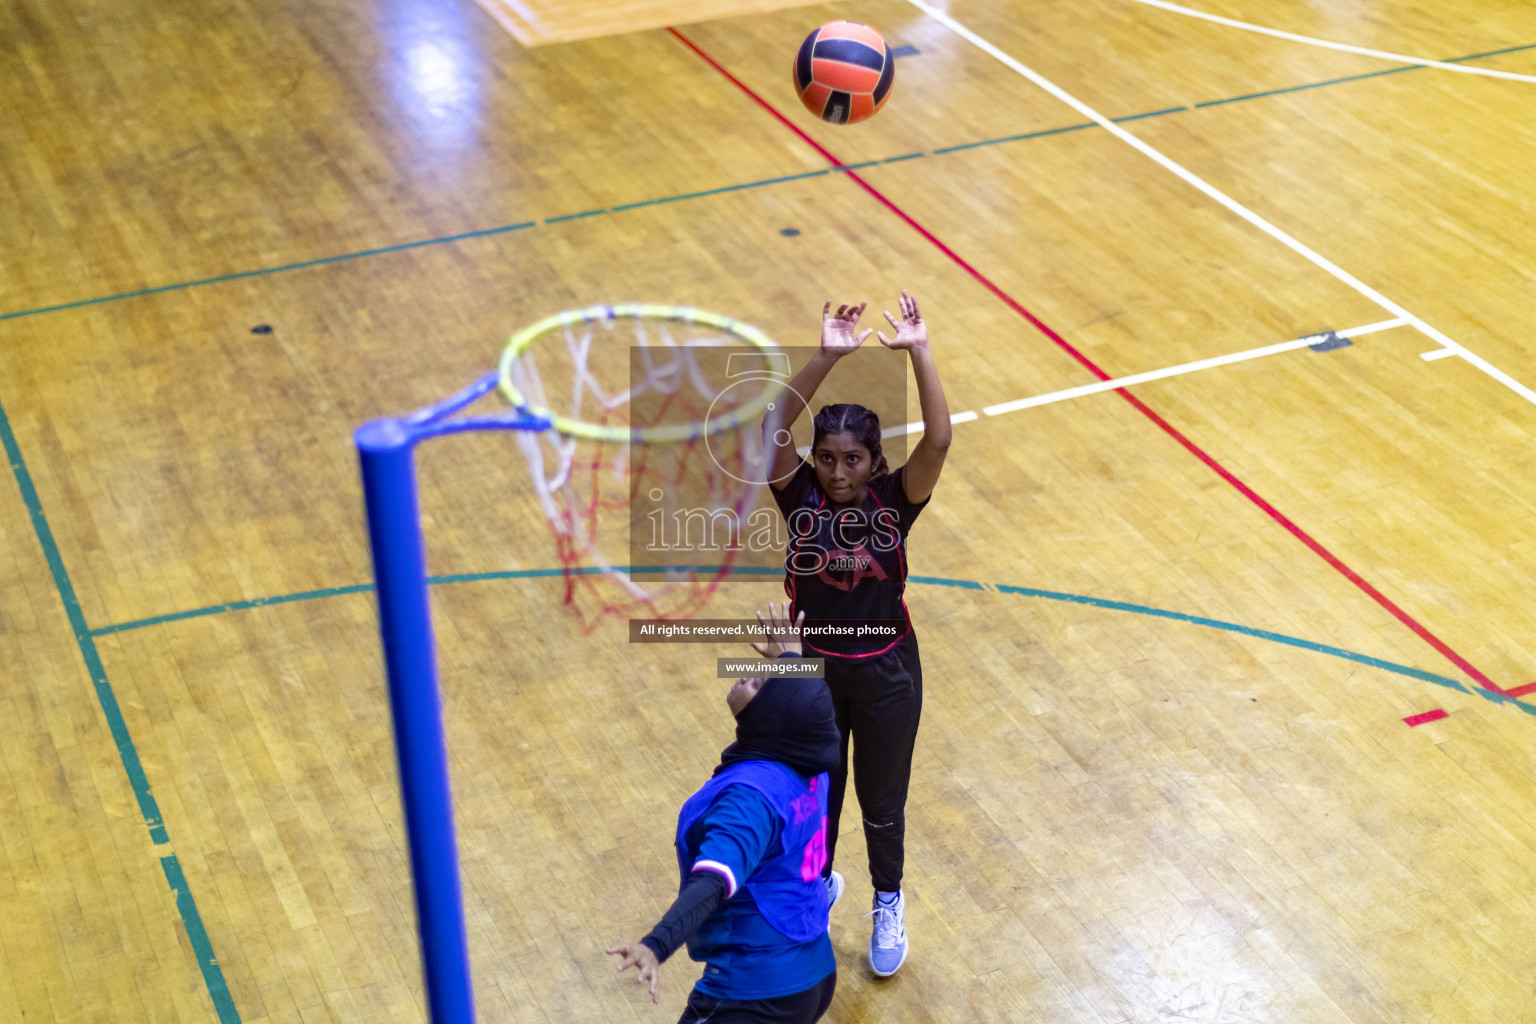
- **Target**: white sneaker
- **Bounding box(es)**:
[866,890,908,976]
[826,870,845,909]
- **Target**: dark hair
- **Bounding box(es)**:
[811,403,889,481]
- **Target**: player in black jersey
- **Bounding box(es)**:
[763,290,952,977]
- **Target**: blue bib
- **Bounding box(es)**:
[675,761,830,943]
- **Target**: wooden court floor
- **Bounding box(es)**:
[3,0,1535,1021]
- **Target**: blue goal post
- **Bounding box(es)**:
[353,306,779,1024]
[354,371,548,1024]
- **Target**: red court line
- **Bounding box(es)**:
[1502,681,1536,699]
[1404,709,1449,727]
[668,26,1508,697]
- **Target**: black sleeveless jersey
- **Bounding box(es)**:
[771,460,930,660]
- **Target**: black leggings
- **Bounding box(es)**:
[821,630,923,893]
[678,971,836,1024]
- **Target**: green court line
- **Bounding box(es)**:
[1112,105,1189,121]
[0,398,241,1022]
[1195,42,1536,107]
[931,121,1096,154]
[1196,65,1423,107]
[90,583,376,637]
[3,38,1530,325]
[90,565,1532,719]
[3,38,1528,1024]
[986,583,1486,696]
[607,168,832,212]
[543,208,607,223]
[162,854,239,1022]
[0,223,537,323]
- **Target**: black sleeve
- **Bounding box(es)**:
[771,459,816,516]
[638,871,730,963]
[879,464,931,535]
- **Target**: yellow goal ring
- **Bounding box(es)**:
[498,304,782,444]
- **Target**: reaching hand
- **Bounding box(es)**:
[749,602,805,658]
[821,300,874,358]
[877,290,927,353]
[605,942,661,1004]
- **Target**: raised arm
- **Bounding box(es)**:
[878,290,950,504]
[764,301,872,490]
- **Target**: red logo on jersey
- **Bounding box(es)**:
[817,545,889,590]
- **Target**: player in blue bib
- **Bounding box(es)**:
[607,604,841,1023]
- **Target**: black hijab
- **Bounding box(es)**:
[715,662,840,779]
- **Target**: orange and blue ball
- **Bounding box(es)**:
[792,21,894,125]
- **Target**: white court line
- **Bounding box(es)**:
[1126,0,1536,84]
[984,318,1405,416]
[1421,348,1458,361]
[881,319,1405,434]
[902,0,1536,410]
[798,414,977,453]
[883,409,977,440]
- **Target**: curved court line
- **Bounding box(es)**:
[3,39,1535,326]
[86,565,1532,719]
[0,35,1522,1024]
[1125,0,1536,84]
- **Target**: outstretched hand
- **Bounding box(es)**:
[750,601,805,658]
[877,290,927,352]
[605,942,661,1004]
[821,300,873,357]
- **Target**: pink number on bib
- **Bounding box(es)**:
[800,816,828,881]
